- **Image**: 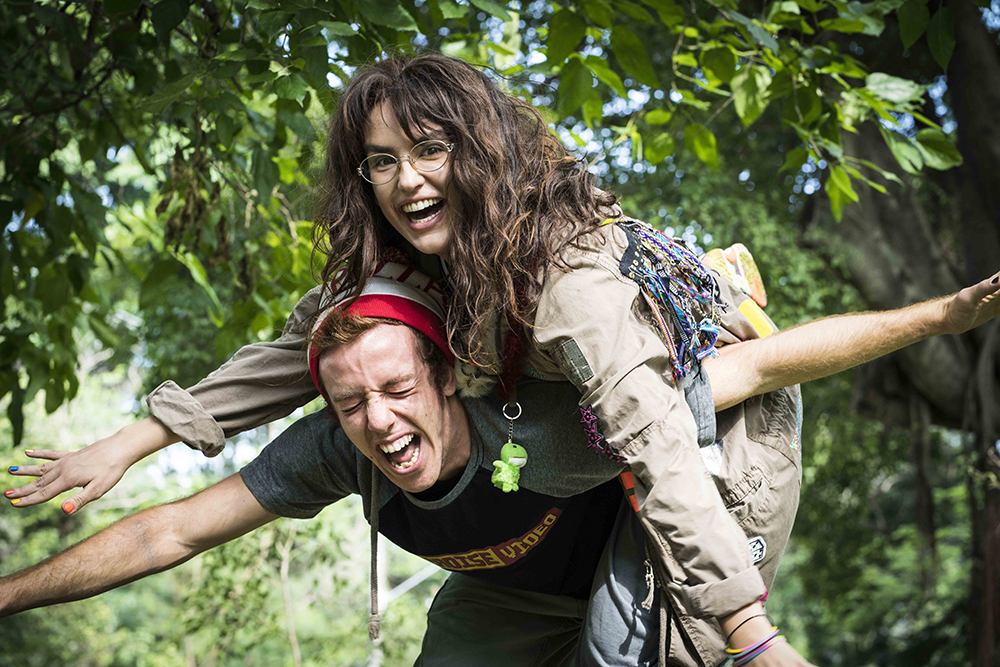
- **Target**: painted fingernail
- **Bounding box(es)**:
[62,501,75,515]
[10,499,20,505]
[992,276,998,284]
[8,466,17,473]
[4,490,13,497]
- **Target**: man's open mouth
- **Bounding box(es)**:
[380,433,421,470]
[402,198,445,223]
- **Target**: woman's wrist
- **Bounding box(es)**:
[719,602,773,649]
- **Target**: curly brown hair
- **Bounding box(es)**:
[313,53,617,369]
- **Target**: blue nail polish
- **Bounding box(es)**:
[8,466,17,472]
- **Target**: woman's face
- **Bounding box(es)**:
[365,102,456,259]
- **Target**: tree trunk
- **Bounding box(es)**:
[803,6,1000,662]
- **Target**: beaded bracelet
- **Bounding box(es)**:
[726,627,781,665]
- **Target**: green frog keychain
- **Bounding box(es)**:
[492,402,527,493]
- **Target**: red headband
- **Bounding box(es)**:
[308,261,452,401]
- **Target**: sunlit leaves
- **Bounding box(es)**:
[585,55,627,97]
[683,123,718,170]
[645,109,672,125]
[701,47,736,85]
[611,27,659,88]
[643,130,675,163]
[546,10,586,65]
[732,65,772,127]
[469,0,512,21]
[865,73,924,104]
[557,58,594,116]
[825,165,859,221]
[357,0,418,31]
[729,11,780,55]
[914,129,963,170]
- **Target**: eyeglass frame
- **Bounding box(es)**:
[356,140,456,185]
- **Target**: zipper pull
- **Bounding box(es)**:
[641,559,656,610]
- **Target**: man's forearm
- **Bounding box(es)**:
[708,296,948,410]
[0,474,274,618]
[0,503,196,617]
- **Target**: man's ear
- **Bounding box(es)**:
[443,363,457,397]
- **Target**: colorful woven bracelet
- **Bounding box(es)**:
[732,636,785,666]
[725,627,779,657]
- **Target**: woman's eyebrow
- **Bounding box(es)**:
[364,144,394,154]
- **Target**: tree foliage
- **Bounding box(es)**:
[0,0,969,442]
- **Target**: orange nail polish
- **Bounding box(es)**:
[62,501,75,515]
[10,499,20,505]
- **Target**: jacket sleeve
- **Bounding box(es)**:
[532,232,765,619]
[147,287,323,456]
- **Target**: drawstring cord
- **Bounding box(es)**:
[368,465,381,640]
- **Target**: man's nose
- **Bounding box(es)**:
[366,397,395,433]
[396,158,425,191]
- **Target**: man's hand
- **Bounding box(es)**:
[6,417,180,514]
[940,271,1000,336]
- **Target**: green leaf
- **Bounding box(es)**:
[547,11,587,65]
[914,128,962,170]
[644,131,675,163]
[87,312,120,348]
[468,0,512,21]
[151,0,191,41]
[701,47,736,85]
[38,269,70,314]
[357,0,418,31]
[865,72,924,104]
[105,0,143,14]
[683,123,719,170]
[897,0,930,50]
[318,21,358,36]
[585,56,627,97]
[825,165,859,221]
[611,27,659,88]
[673,52,697,68]
[557,58,594,117]
[275,73,309,104]
[779,146,808,173]
[927,7,954,71]
[645,109,672,125]
[732,65,772,127]
[44,377,65,415]
[617,0,655,23]
[641,0,685,26]
[730,11,780,55]
[581,0,615,27]
[178,252,224,315]
[582,93,604,129]
[144,72,198,113]
[214,48,258,61]
[879,127,923,174]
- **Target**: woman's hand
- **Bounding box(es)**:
[5,417,180,514]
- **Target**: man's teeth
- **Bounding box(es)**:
[380,434,413,454]
[402,198,441,214]
[392,446,419,470]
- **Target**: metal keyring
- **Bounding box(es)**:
[502,402,522,421]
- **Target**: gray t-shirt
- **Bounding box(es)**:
[240,377,625,521]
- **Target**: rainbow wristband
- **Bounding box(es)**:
[733,636,785,665]
[725,627,779,658]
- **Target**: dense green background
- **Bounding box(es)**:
[2,0,999,665]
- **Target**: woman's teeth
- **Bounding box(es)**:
[402,198,441,214]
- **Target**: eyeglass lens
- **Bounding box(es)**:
[362,141,450,184]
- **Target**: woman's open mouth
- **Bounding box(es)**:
[402,198,445,226]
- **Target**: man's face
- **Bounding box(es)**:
[319,324,468,493]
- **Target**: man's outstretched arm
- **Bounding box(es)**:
[707,271,1000,410]
[0,473,277,617]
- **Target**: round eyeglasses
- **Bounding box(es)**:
[356,140,455,185]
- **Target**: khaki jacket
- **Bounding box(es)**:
[148,221,801,667]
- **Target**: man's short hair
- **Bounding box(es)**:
[310,313,453,397]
